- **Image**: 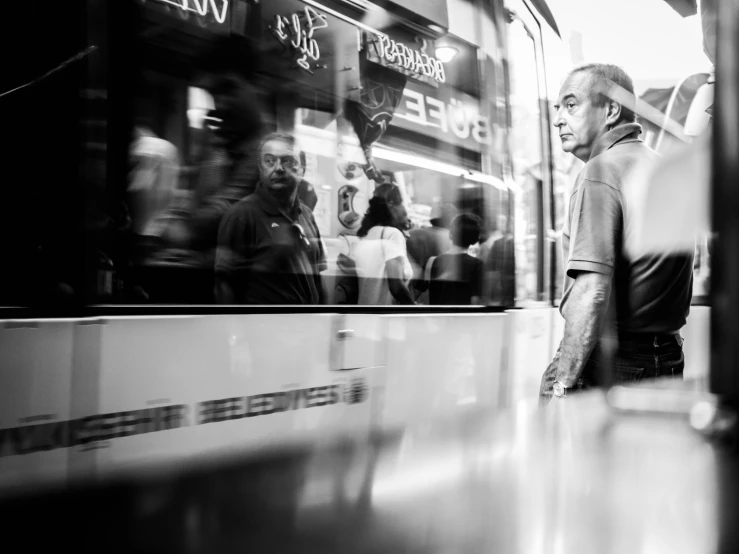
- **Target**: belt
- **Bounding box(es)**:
[617,331,680,344]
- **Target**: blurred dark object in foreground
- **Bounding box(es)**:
[710,0,739,411]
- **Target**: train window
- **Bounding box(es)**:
[504,7,546,305]
[81,0,516,308]
[0,0,522,310]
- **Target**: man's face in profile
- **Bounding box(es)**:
[259,139,303,195]
[553,71,608,162]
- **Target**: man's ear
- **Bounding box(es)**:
[605,99,622,127]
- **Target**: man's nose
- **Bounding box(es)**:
[553,108,564,128]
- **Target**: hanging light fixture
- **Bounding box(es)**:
[434,45,459,63]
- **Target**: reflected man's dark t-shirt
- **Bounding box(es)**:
[429,253,482,306]
[215,187,326,304]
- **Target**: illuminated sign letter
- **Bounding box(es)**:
[151,0,229,24]
[270,6,329,75]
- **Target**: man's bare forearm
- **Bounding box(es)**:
[556,272,612,387]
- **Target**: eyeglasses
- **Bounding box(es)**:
[292,222,312,252]
[262,154,300,170]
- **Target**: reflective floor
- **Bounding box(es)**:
[2,384,737,554]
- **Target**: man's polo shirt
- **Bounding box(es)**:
[215,186,327,304]
[559,123,694,334]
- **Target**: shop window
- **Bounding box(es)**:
[295,106,500,307]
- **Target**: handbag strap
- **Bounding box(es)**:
[424,256,437,282]
[341,233,352,256]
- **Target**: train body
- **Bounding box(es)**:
[0,0,713,498]
[0,306,710,494]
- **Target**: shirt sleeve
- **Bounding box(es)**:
[566,179,623,278]
[381,227,407,263]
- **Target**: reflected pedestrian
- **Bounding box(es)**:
[352,184,415,305]
[215,133,326,304]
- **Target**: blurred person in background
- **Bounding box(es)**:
[483,213,515,306]
[426,213,483,306]
[407,202,456,273]
[540,63,694,404]
[352,184,415,305]
[127,113,180,264]
[215,132,326,304]
[407,202,455,303]
[189,35,264,266]
[120,111,181,301]
[296,151,319,211]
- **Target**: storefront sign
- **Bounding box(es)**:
[260,0,361,100]
[365,33,444,87]
[374,35,446,84]
[391,82,494,153]
[148,0,230,24]
[270,6,329,74]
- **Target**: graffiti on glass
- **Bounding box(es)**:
[270,6,329,75]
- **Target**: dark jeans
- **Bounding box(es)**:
[540,333,685,404]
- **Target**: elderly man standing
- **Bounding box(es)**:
[215,132,326,304]
[540,63,694,404]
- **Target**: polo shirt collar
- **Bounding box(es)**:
[254,185,302,218]
[589,122,643,160]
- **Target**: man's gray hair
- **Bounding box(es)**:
[258,132,306,172]
[567,63,637,124]
[259,131,298,155]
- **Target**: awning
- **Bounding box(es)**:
[528,0,561,38]
[659,0,698,18]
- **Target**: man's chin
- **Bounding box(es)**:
[266,181,296,193]
[562,144,581,157]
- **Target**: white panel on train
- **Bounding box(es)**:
[380,314,507,428]
[0,319,75,493]
[80,314,379,480]
[505,308,557,407]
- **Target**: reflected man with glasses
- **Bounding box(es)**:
[215,133,327,304]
